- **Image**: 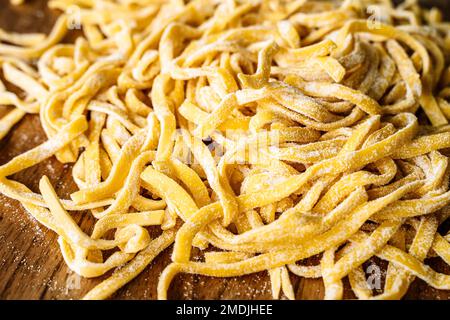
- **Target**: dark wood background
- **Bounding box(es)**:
[0,0,449,300]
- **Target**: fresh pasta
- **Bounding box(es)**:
[1,0,450,300]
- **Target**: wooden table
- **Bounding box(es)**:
[0,0,449,300]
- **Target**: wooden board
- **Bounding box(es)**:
[0,0,449,300]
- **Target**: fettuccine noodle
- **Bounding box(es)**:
[1,0,450,300]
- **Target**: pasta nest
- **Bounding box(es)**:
[0,0,450,300]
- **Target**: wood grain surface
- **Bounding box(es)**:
[0,0,449,300]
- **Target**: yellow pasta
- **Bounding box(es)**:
[1,0,450,300]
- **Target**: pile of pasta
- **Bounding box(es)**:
[1,0,450,300]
